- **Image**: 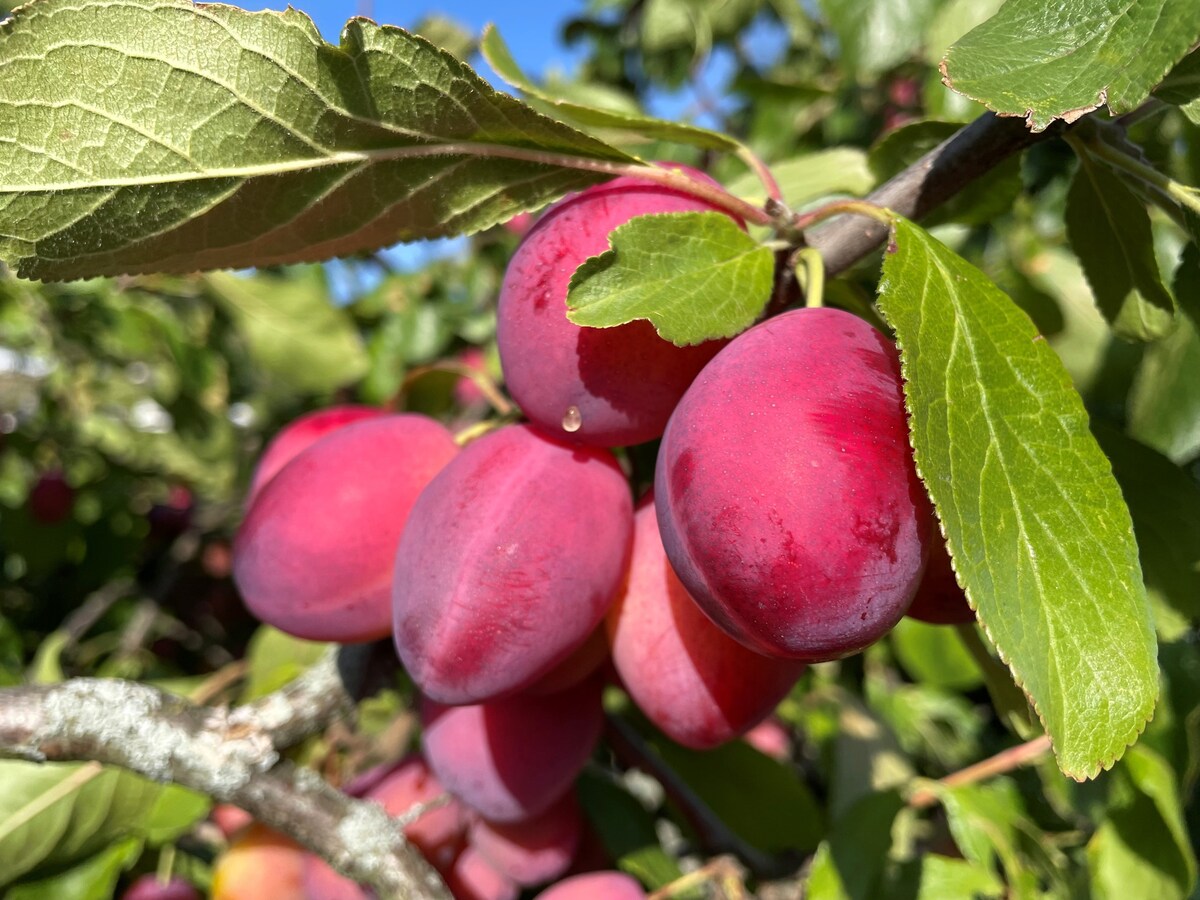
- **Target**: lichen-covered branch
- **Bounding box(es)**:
[0,645,449,900]
[807,112,1053,275]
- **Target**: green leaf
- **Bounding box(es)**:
[649,735,824,854]
[1155,48,1200,125]
[937,778,1049,893]
[1175,240,1200,338]
[565,211,773,345]
[805,791,904,900]
[877,218,1159,780]
[0,761,208,887]
[480,25,738,151]
[942,0,1200,131]
[869,121,1021,227]
[0,0,634,281]
[576,772,684,891]
[1088,746,1197,900]
[1129,313,1200,464]
[889,618,983,691]
[1065,145,1176,341]
[827,690,913,821]
[239,626,330,702]
[1093,426,1200,627]
[4,836,142,900]
[915,854,1004,900]
[725,149,875,209]
[206,269,367,396]
[817,0,940,79]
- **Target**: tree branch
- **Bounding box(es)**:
[807,113,1054,275]
[0,644,450,900]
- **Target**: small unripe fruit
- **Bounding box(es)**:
[656,308,933,661]
[497,166,734,447]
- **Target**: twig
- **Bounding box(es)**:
[0,645,448,899]
[60,578,136,646]
[806,113,1053,275]
[907,735,1053,809]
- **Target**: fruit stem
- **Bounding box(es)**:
[453,415,518,446]
[156,843,178,883]
[792,199,896,232]
[395,361,514,417]
[907,734,1053,809]
[734,140,784,204]
[793,248,826,309]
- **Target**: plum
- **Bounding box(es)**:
[469,791,582,887]
[393,424,632,704]
[905,531,975,624]
[656,308,934,661]
[302,857,369,900]
[420,676,604,823]
[246,405,387,505]
[234,414,457,642]
[496,166,734,447]
[211,824,307,900]
[534,871,647,899]
[121,875,201,900]
[28,470,74,524]
[608,492,805,748]
[444,847,519,900]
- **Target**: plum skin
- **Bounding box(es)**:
[906,529,975,624]
[234,414,457,643]
[393,424,633,705]
[496,167,734,447]
[607,491,805,749]
[655,307,934,661]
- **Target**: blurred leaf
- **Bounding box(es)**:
[1174,241,1200,342]
[239,626,330,702]
[566,211,774,345]
[3,836,141,900]
[26,630,66,684]
[0,0,634,280]
[650,735,824,853]
[1088,746,1197,900]
[867,680,983,771]
[938,779,1046,893]
[1065,145,1176,341]
[1129,314,1200,464]
[923,0,1005,64]
[0,762,208,887]
[576,772,683,890]
[870,121,1021,226]
[1093,426,1200,628]
[817,0,939,78]
[410,14,474,61]
[889,618,983,691]
[915,853,1004,900]
[207,269,367,397]
[805,791,903,900]
[725,149,874,208]
[943,0,1200,131]
[827,690,912,820]
[481,25,738,150]
[878,218,1159,780]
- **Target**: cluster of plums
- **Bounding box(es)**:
[230,166,972,898]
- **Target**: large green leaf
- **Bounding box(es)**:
[4,837,142,900]
[480,25,738,152]
[878,218,1158,780]
[942,0,1200,131]
[1088,746,1197,900]
[206,268,367,396]
[1065,145,1176,341]
[0,761,208,887]
[0,0,635,281]
[565,211,774,345]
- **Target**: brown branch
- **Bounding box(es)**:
[907,734,1053,809]
[807,112,1054,276]
[0,644,449,900]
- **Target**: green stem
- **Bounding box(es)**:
[793,248,826,309]
[1076,133,1200,218]
[793,198,896,231]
